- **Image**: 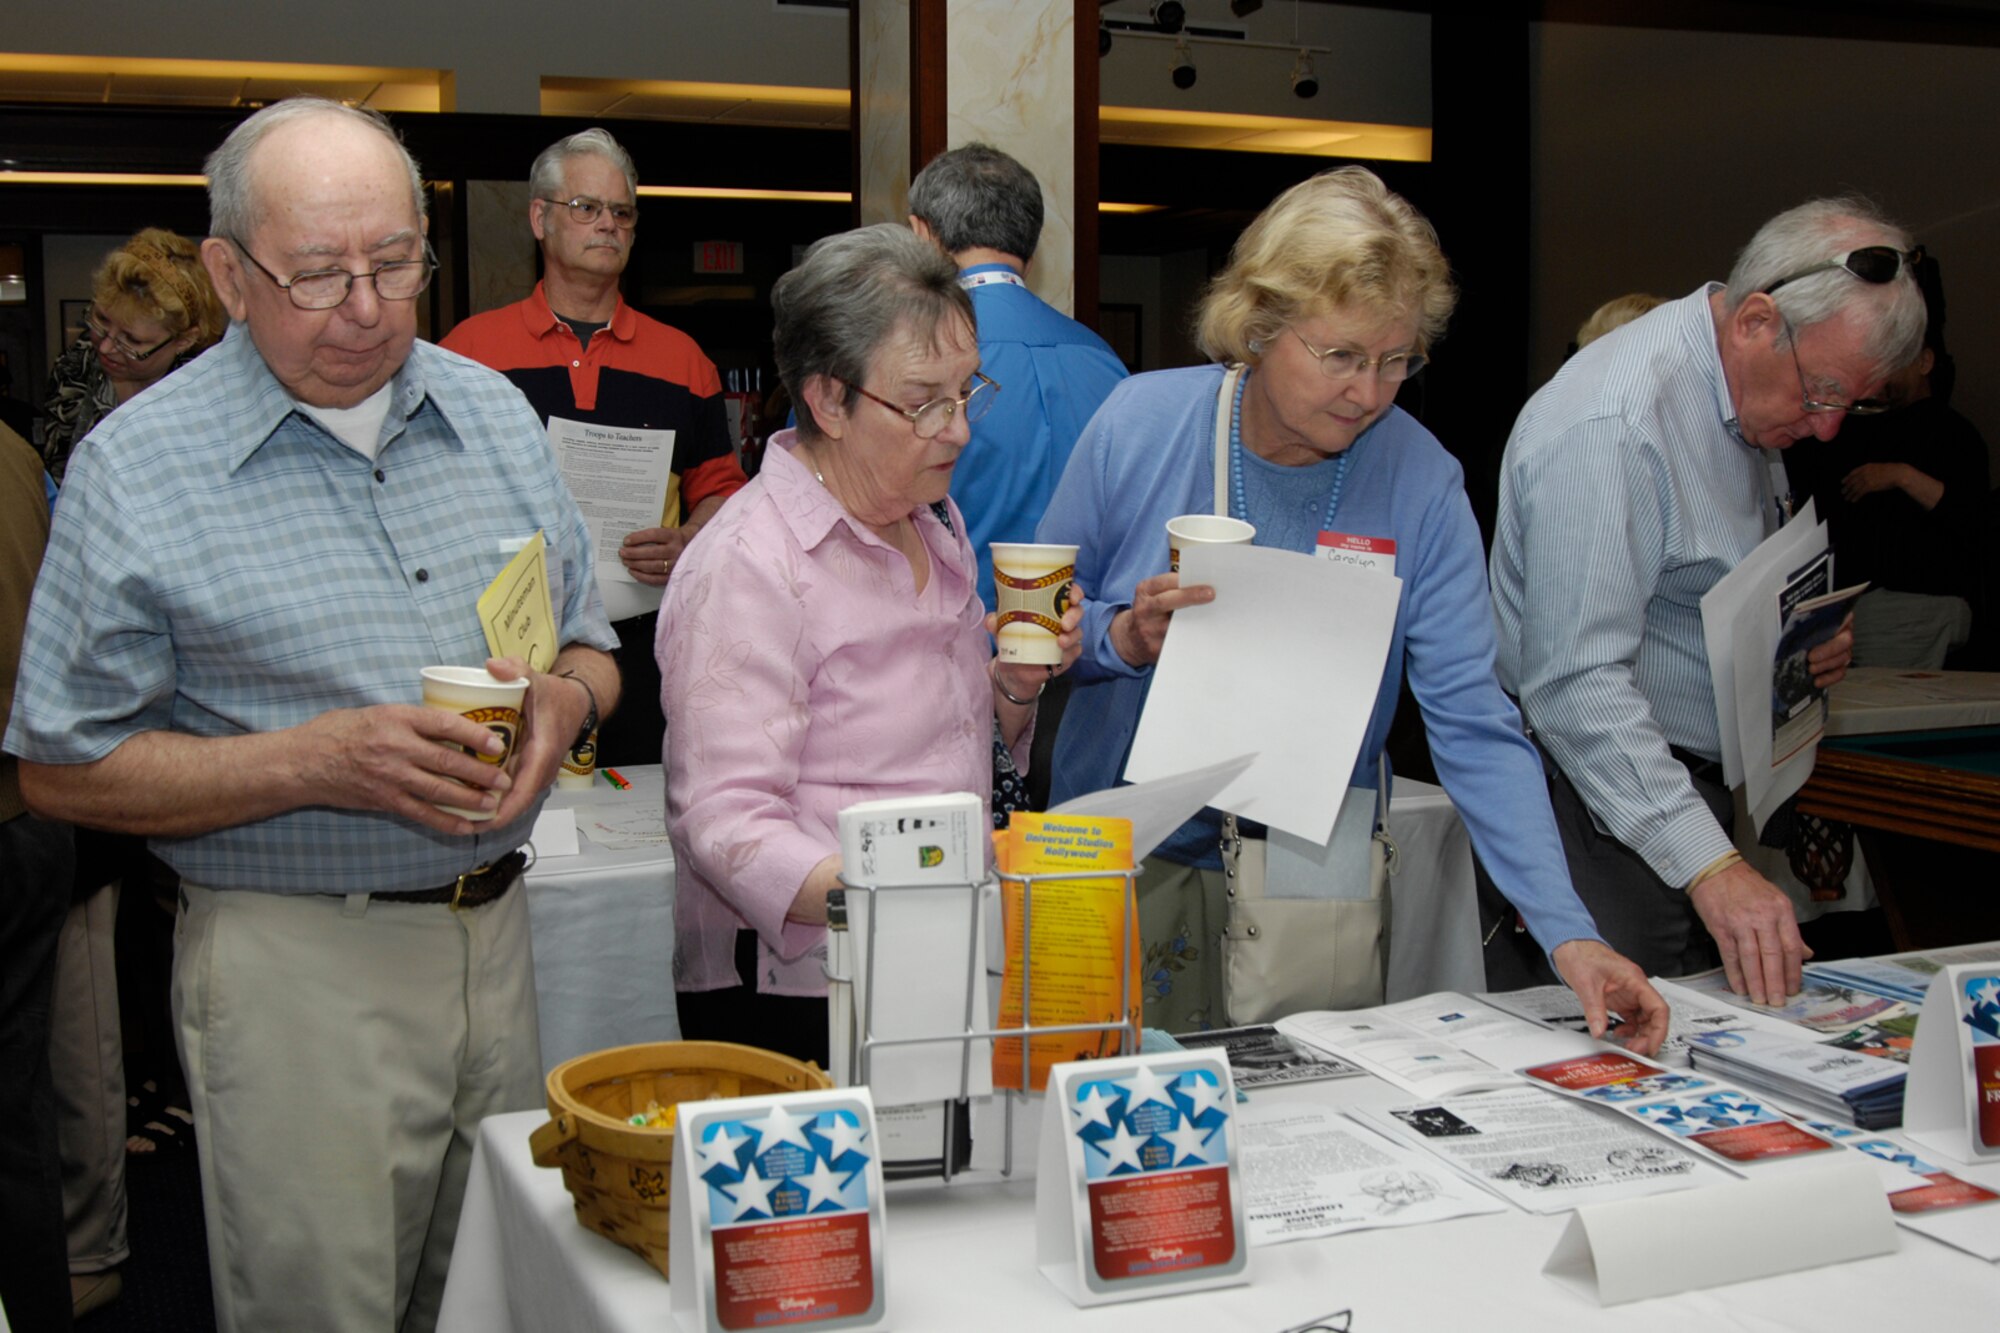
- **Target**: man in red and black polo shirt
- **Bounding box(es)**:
[443,127,746,767]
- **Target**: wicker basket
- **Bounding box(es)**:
[528,1040,831,1277]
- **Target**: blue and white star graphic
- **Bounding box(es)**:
[1687,1092,1770,1129]
[700,1103,874,1226]
[1071,1063,1231,1180]
[1963,974,2000,1043]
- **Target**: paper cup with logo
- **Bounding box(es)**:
[421,666,529,820]
[1166,514,1255,572]
[557,728,599,790]
[991,542,1078,665]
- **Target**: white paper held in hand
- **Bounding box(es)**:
[1124,542,1400,846]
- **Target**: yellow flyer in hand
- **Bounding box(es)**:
[477,530,557,672]
[992,812,1140,1092]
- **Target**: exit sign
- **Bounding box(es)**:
[694,241,744,274]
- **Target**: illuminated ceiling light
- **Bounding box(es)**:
[1291,51,1318,99]
[1170,38,1197,90]
[1098,201,1165,214]
[637,184,849,203]
[0,170,208,186]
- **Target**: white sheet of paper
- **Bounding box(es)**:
[528,806,580,858]
[1355,1086,1732,1216]
[1050,753,1256,865]
[1123,543,1400,845]
[1238,1101,1505,1245]
[1697,500,1821,791]
[546,415,675,622]
[1542,1155,1895,1305]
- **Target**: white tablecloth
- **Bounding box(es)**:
[524,765,679,1074]
[519,770,1473,1069]
[438,1082,2000,1333]
[1381,777,1482,1001]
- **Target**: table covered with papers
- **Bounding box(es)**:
[439,942,2000,1332]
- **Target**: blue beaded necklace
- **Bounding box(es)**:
[1228,367,1351,530]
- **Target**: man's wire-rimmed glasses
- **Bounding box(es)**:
[1289,328,1426,383]
[846,372,999,438]
[85,308,178,362]
[1782,318,1891,417]
[538,195,640,229]
[228,237,438,310]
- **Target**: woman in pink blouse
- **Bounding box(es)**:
[657,224,1082,1065]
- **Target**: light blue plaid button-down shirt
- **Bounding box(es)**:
[4,323,617,893]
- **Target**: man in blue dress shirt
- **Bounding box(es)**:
[5,99,619,1333]
[1489,198,1924,1007]
[909,143,1128,611]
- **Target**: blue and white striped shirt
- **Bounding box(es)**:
[1491,284,1772,890]
[4,323,617,893]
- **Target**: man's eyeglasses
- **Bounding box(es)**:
[539,195,640,229]
[1783,318,1891,417]
[1762,245,1924,295]
[229,237,437,311]
[85,309,178,362]
[847,372,999,439]
[1290,328,1427,383]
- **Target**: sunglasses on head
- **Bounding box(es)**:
[1762,244,1924,295]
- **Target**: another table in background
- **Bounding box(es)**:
[523,764,680,1075]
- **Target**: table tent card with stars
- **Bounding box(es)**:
[1904,965,2000,1165]
[670,1088,887,1333]
[1036,1050,1250,1306]
[1964,972,2000,1153]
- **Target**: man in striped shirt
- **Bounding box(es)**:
[1489,198,1925,1007]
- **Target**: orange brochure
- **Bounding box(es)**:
[991,813,1141,1092]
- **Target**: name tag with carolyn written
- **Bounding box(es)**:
[1316,531,1396,578]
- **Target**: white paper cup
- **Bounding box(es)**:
[991,542,1078,665]
[421,666,529,821]
[1166,514,1256,572]
[557,728,599,790]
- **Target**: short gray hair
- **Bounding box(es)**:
[206,98,425,240]
[771,224,974,440]
[530,128,638,201]
[1723,196,1926,373]
[908,143,1044,263]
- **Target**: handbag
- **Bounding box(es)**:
[1205,365,1396,1024]
[1221,763,1396,1024]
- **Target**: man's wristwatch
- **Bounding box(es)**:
[558,670,600,750]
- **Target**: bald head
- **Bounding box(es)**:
[198,99,430,409]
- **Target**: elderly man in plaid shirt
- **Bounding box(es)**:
[5,98,619,1333]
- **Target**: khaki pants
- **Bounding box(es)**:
[173,880,541,1333]
[52,881,128,1273]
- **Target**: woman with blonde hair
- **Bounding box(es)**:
[1037,166,1665,1047]
[42,227,226,479]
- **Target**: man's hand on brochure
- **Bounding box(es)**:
[1689,861,1811,1005]
[1807,612,1855,689]
[1552,940,1671,1056]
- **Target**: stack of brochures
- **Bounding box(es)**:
[1684,1027,1905,1129]
[1806,943,2000,1007]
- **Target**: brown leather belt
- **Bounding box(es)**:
[364,849,529,910]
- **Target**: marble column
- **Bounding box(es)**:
[853,0,1086,317]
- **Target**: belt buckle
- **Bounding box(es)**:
[450,862,492,912]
